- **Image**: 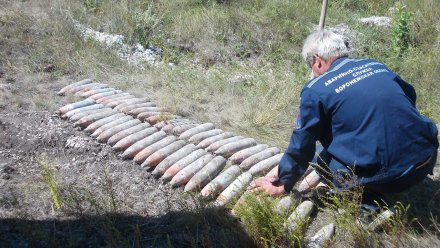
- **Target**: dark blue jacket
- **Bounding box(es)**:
[278,57,439,192]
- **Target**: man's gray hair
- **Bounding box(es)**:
[302,30,349,66]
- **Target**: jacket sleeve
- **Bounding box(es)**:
[278,88,324,192]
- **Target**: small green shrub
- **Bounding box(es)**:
[391,3,413,56]
[38,153,62,210]
[82,0,101,13]
[131,3,161,47]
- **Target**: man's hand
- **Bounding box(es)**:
[247,177,285,197]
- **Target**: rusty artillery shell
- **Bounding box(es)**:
[214,172,253,207]
[141,140,187,168]
[239,147,281,170]
[97,119,142,143]
[90,115,134,138]
[214,138,257,158]
[106,123,151,146]
[74,109,119,128]
[58,79,93,95]
[133,136,177,164]
[206,136,244,153]
[95,92,130,103]
[146,114,180,125]
[184,156,227,192]
[172,124,197,136]
[265,165,279,178]
[74,83,109,96]
[84,113,126,134]
[152,144,198,177]
[113,127,158,152]
[115,101,155,112]
[179,123,215,141]
[188,129,224,144]
[69,107,113,122]
[67,82,103,94]
[298,170,321,193]
[248,153,283,176]
[117,102,157,113]
[120,131,167,159]
[229,144,269,164]
[62,103,104,119]
[153,120,168,129]
[101,95,137,107]
[128,107,162,116]
[197,132,234,149]
[108,97,150,109]
[169,153,214,188]
[161,149,208,182]
[58,98,96,115]
[81,87,116,98]
[285,201,314,233]
[89,90,124,101]
[307,223,335,248]
[200,165,242,199]
[161,123,176,133]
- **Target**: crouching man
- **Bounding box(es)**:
[248,30,438,204]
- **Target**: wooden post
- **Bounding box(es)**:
[319,0,329,30]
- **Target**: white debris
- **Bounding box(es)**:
[359,16,391,28]
[71,19,161,68]
[65,136,89,149]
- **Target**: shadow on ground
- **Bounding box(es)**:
[0,207,255,248]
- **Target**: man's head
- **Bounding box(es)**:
[302,30,348,77]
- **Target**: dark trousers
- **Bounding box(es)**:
[312,145,437,194]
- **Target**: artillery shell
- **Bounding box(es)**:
[115,101,155,112]
[214,138,257,158]
[188,129,224,144]
[107,123,151,146]
[120,130,167,159]
[200,165,241,198]
[161,123,175,133]
[62,103,104,119]
[161,149,208,182]
[265,165,279,178]
[298,170,321,193]
[87,90,123,101]
[101,95,137,107]
[152,144,198,177]
[239,147,281,170]
[307,223,335,248]
[153,120,168,129]
[172,124,197,136]
[206,136,244,153]
[81,87,116,98]
[197,132,234,149]
[67,82,102,94]
[97,119,142,143]
[84,113,127,134]
[276,196,295,215]
[74,109,119,128]
[169,153,214,188]
[69,107,113,122]
[184,156,227,192]
[285,201,314,233]
[214,172,253,207]
[130,108,163,118]
[58,79,92,95]
[248,153,283,176]
[146,114,180,125]
[179,123,215,141]
[90,116,134,138]
[95,92,130,103]
[58,98,96,115]
[133,136,177,164]
[112,127,158,152]
[141,140,187,168]
[118,102,157,113]
[74,83,109,96]
[229,144,269,164]
[110,97,151,109]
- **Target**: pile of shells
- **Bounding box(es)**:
[57,79,396,246]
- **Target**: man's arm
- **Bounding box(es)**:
[394,75,417,106]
